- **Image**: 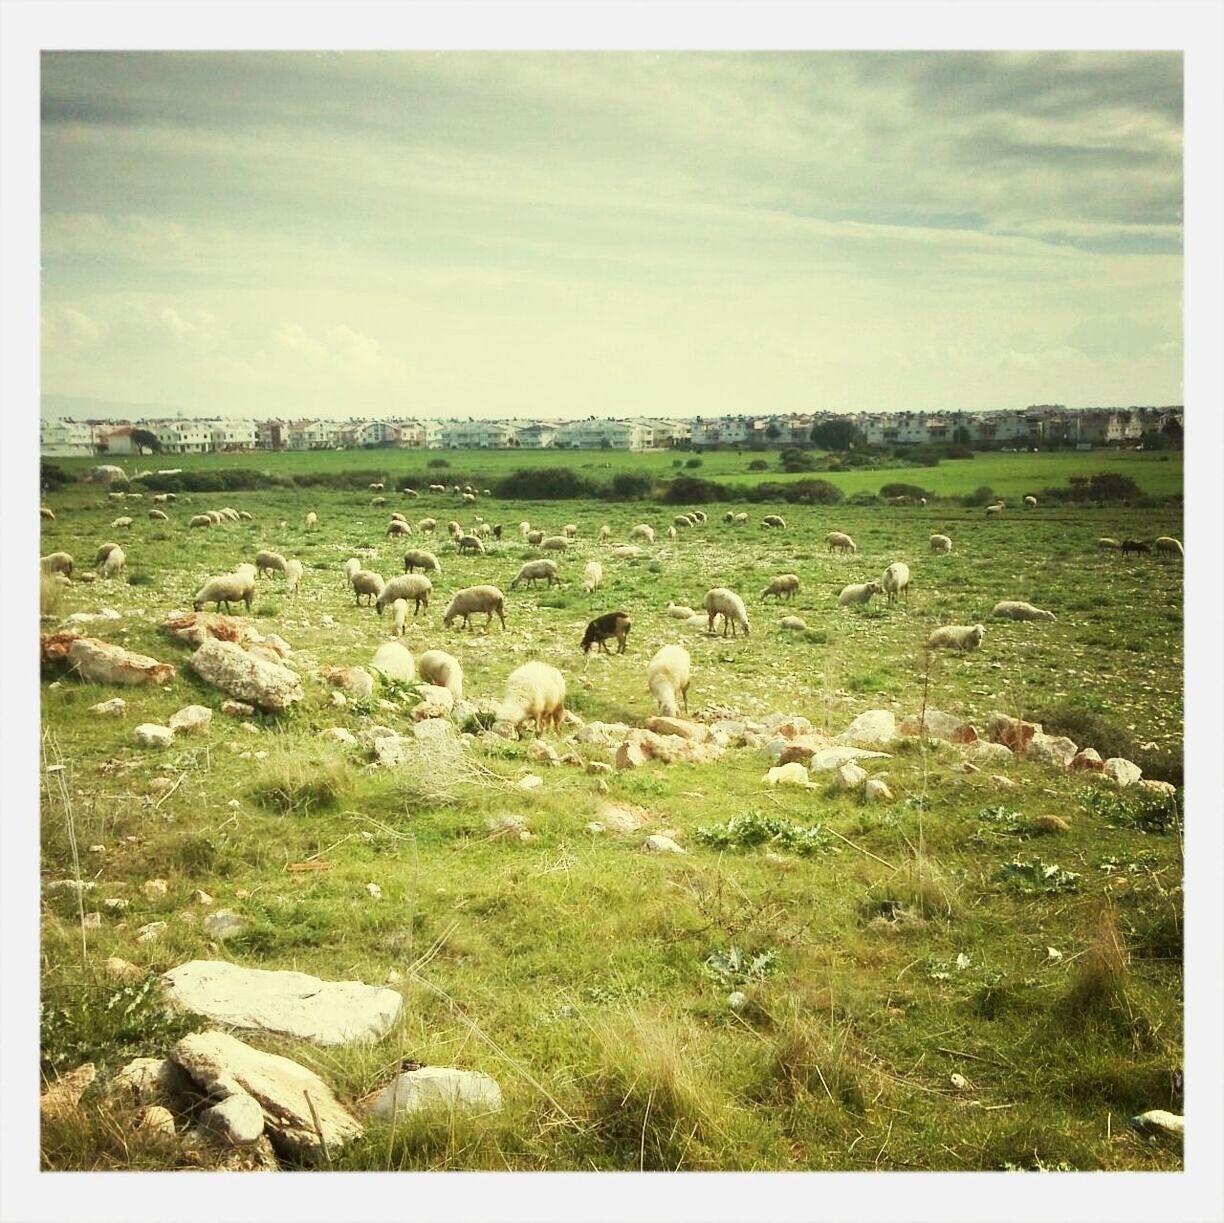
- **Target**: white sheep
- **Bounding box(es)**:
[255,550,287,578]
[148,509,169,521]
[511,559,560,589]
[369,482,384,492]
[881,562,910,604]
[207,512,223,525]
[403,549,442,575]
[193,572,254,613]
[825,531,856,553]
[563,524,578,538]
[238,511,252,520]
[418,517,437,534]
[691,511,708,525]
[1154,536,1184,557]
[667,526,677,539]
[582,561,603,594]
[461,493,476,505]
[666,602,695,620]
[443,585,506,630]
[234,563,257,583]
[598,525,612,543]
[762,515,786,529]
[352,570,385,607]
[519,521,531,538]
[418,649,464,701]
[1023,495,1037,509]
[428,483,446,493]
[376,574,432,616]
[188,514,211,528]
[447,520,463,538]
[838,581,882,606]
[284,558,304,593]
[705,587,751,637]
[387,520,413,538]
[1097,538,1121,550]
[305,511,318,529]
[926,623,986,651]
[111,516,133,529]
[992,600,1056,622]
[761,574,800,601]
[94,543,121,567]
[497,661,566,734]
[985,504,1003,518]
[41,551,74,578]
[341,557,362,587]
[526,530,544,547]
[628,524,655,544]
[371,496,387,507]
[100,546,126,579]
[541,536,568,553]
[647,644,691,717]
[611,545,640,559]
[673,514,693,529]
[456,534,485,555]
[779,615,807,631]
[734,512,748,525]
[929,534,953,554]
[40,507,55,520]
[723,511,734,523]
[391,598,409,637]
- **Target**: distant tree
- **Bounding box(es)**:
[1162,417,1183,446]
[685,457,703,469]
[131,428,161,453]
[765,422,781,441]
[952,426,972,446]
[748,459,769,471]
[810,419,864,451]
[779,447,815,473]
[1087,472,1141,502]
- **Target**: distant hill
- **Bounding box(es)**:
[41,393,186,421]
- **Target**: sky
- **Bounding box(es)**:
[40,51,1184,420]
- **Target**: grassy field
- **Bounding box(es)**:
[50,446,1185,502]
[38,464,1184,1172]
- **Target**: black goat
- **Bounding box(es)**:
[581,612,631,655]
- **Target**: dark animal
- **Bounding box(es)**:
[1121,539,1151,556]
[492,524,503,540]
[581,612,632,655]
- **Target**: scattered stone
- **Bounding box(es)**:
[585,822,605,834]
[109,1056,193,1108]
[410,718,455,745]
[328,691,347,708]
[596,800,650,834]
[45,879,97,895]
[1030,814,1071,834]
[365,883,383,900]
[1138,779,1177,797]
[776,738,826,766]
[142,878,169,899]
[727,990,748,1010]
[82,911,102,929]
[614,728,724,769]
[486,813,531,841]
[958,761,980,774]
[194,890,216,906]
[240,721,260,733]
[104,897,128,912]
[203,910,246,940]
[809,746,891,772]
[41,1063,97,1120]
[190,638,303,712]
[137,921,167,943]
[367,1067,502,1120]
[835,762,868,790]
[950,1073,970,1093]
[1104,757,1143,788]
[169,704,213,736]
[517,774,543,791]
[763,762,815,788]
[415,683,454,712]
[89,697,127,717]
[573,721,631,747]
[371,735,412,767]
[320,665,375,701]
[62,637,176,686]
[837,709,897,746]
[1070,747,1106,773]
[864,779,893,803]
[964,740,1014,766]
[1025,733,1079,769]
[585,760,612,776]
[320,727,358,746]
[761,713,812,737]
[643,716,708,741]
[105,956,143,981]
[991,774,1017,789]
[385,969,402,985]
[644,833,684,853]
[370,642,415,683]
[898,709,978,744]
[202,1091,266,1146]
[595,778,610,794]
[615,738,649,770]
[527,741,560,767]
[136,1104,178,1141]
[134,723,174,748]
[986,712,1040,753]
[162,960,404,1045]
[220,700,255,717]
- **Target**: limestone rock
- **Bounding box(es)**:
[411,718,455,744]
[596,800,650,834]
[162,960,403,1045]
[137,921,167,943]
[1025,733,1079,769]
[320,727,358,746]
[190,638,303,712]
[64,637,176,686]
[527,740,560,767]
[486,813,531,840]
[761,713,812,737]
[109,1056,193,1108]
[864,779,893,803]
[644,834,685,854]
[809,746,891,772]
[986,712,1040,753]
[898,709,978,744]
[775,738,827,766]
[105,956,143,982]
[320,665,375,701]
[517,773,542,791]
[837,710,897,746]
[990,774,1017,789]
[194,889,215,905]
[370,642,415,683]
[136,1104,178,1141]
[89,697,127,717]
[1138,779,1176,797]
[368,1067,502,1120]
[133,723,174,748]
[763,762,815,788]
[964,740,1014,766]
[202,1091,266,1146]
[585,760,612,775]
[415,683,454,712]
[1030,814,1071,834]
[643,717,708,741]
[573,721,631,748]
[835,762,868,789]
[615,728,724,769]
[169,704,213,736]
[41,1062,96,1120]
[1070,747,1106,772]
[162,611,263,649]
[372,735,411,767]
[141,878,169,899]
[1104,757,1143,787]
[203,909,246,940]
[221,700,255,717]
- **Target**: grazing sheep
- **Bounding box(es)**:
[1154,536,1184,557]
[234,563,257,583]
[112,516,133,529]
[443,585,507,631]
[151,494,169,503]
[734,512,748,525]
[673,514,693,529]
[403,549,442,575]
[352,570,385,607]
[305,511,318,529]
[563,524,578,538]
[582,561,603,594]
[929,534,953,554]
[647,644,691,717]
[401,488,419,498]
[628,524,655,544]
[926,623,986,651]
[496,661,566,735]
[541,536,568,553]
[691,510,708,525]
[447,521,463,539]
[255,550,288,578]
[207,512,223,525]
[761,574,800,601]
[581,611,631,655]
[1097,537,1121,550]
[519,521,531,537]
[1121,539,1151,556]
[492,525,503,540]
[985,504,1003,518]
[598,525,612,543]
[41,551,74,578]
[148,509,169,521]
[237,510,252,520]
[391,598,409,637]
[369,483,384,492]
[526,530,544,547]
[511,559,560,590]
[371,497,386,507]
[376,574,432,616]
[456,534,485,555]
[762,515,786,529]
[418,517,437,534]
[825,531,856,553]
[992,600,1056,622]
[838,581,882,607]
[284,559,304,593]
[391,508,408,520]
[220,508,240,522]
[475,522,492,539]
[387,520,412,538]
[611,544,640,560]
[193,572,254,613]
[342,557,362,588]
[93,543,121,567]
[919,497,927,506]
[666,602,694,620]
[428,483,446,493]
[40,507,55,520]
[189,514,211,528]
[881,562,911,604]
[667,526,677,539]
[704,588,751,637]
[418,649,464,700]
[724,511,735,523]
[1023,495,1037,509]
[779,615,807,630]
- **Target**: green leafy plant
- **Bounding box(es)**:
[700,946,780,990]
[997,858,1082,895]
[1079,785,1180,835]
[695,812,839,856]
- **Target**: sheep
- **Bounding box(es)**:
[647,644,691,717]
[929,534,953,554]
[193,572,254,613]
[234,563,257,583]
[666,602,694,620]
[581,612,631,655]
[418,649,465,700]
[985,504,1003,518]
[673,514,693,529]
[919,497,927,506]
[1097,538,1121,550]
[371,497,386,507]
[992,600,1056,622]
[482,489,492,497]
[1154,536,1184,557]
[352,570,385,607]
[220,508,240,522]
[41,551,74,578]
[734,512,748,524]
[207,512,223,525]
[284,558,304,593]
[762,515,786,529]
[926,623,986,652]
[40,507,55,520]
[111,516,133,529]
[94,543,121,567]
[519,521,531,538]
[825,531,856,553]
[403,549,442,575]
[401,488,419,498]
[461,493,476,506]
[541,536,568,553]
[342,557,362,588]
[428,483,446,493]
[369,482,384,492]
[511,559,560,590]
[189,514,211,528]
[376,573,432,616]
[582,561,603,594]
[389,598,409,637]
[628,524,655,544]
[667,526,677,539]
[496,661,566,735]
[148,509,169,521]
[611,545,640,560]
[387,520,412,538]
[1023,495,1037,509]
[1121,539,1151,556]
[724,511,735,523]
[456,534,485,555]
[779,615,807,631]
[418,517,437,534]
[390,512,408,523]
[237,510,251,520]
[881,562,911,604]
[761,574,800,601]
[598,525,612,543]
[704,587,750,637]
[691,510,708,525]
[475,522,492,539]
[492,525,503,540]
[446,520,463,539]
[443,585,506,631]
[526,530,544,547]
[563,524,578,538]
[838,581,882,607]
[305,511,318,529]
[255,550,288,578]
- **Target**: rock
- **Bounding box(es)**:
[372,735,411,767]
[410,718,455,745]
[1025,733,1079,769]
[171,1030,362,1159]
[527,741,560,767]
[776,738,826,766]
[162,612,263,649]
[517,774,543,791]
[596,800,650,834]
[644,834,685,854]
[415,683,454,712]
[585,822,605,834]
[761,713,812,737]
[203,910,246,940]
[573,721,631,748]
[141,879,169,898]
[1129,1109,1184,1138]
[41,1062,96,1120]
[328,691,347,708]
[486,813,531,840]
[104,897,128,911]
[595,779,610,794]
[560,751,583,766]
[105,956,143,982]
[194,889,215,905]
[262,633,292,658]
[320,665,375,701]
[89,697,126,717]
[958,761,980,774]
[615,738,650,770]
[370,642,414,683]
[835,762,868,789]
[643,716,708,741]
[221,700,255,717]
[109,1056,193,1108]
[897,708,978,744]
[134,723,174,748]
[168,705,213,736]
[320,727,358,747]
[585,761,612,775]
[368,1067,502,1120]
[964,740,1014,766]
[137,921,167,943]
[763,762,815,788]
[1104,757,1143,788]
[62,637,176,686]
[45,879,96,895]
[83,911,102,929]
[614,728,724,769]
[1070,747,1106,773]
[1138,779,1177,797]
[411,701,450,721]
[990,774,1017,789]
[779,616,807,631]
[1030,814,1070,834]
[360,725,399,745]
[810,746,891,772]
[385,969,402,984]
[366,883,383,899]
[136,1104,178,1141]
[162,960,403,1045]
[190,638,303,712]
[864,779,893,802]
[986,712,1040,753]
[837,710,897,746]
[202,1092,266,1146]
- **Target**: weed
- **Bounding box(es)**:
[996,858,1081,895]
[1080,785,1180,835]
[695,812,839,857]
[700,946,780,991]
[247,750,351,815]
[126,572,155,586]
[40,575,66,617]
[1066,905,1130,1013]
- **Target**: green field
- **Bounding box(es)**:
[38,462,1184,1172]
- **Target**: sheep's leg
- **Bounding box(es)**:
[681,683,689,713]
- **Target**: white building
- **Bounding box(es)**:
[441,420,517,448]
[211,420,257,451]
[154,420,212,454]
[41,419,98,456]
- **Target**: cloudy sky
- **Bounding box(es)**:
[40,51,1183,419]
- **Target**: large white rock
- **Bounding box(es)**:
[809,746,891,772]
[416,683,455,712]
[172,1030,362,1159]
[108,1056,193,1107]
[368,1067,503,1120]
[644,834,685,854]
[190,638,303,712]
[763,762,816,788]
[370,642,415,683]
[89,697,127,717]
[835,762,868,789]
[162,960,403,1045]
[67,637,176,686]
[964,740,1014,766]
[133,723,173,748]
[201,1091,265,1146]
[1104,757,1143,788]
[1025,733,1079,769]
[837,710,897,746]
[169,704,213,736]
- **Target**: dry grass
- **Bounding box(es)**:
[1067,902,1131,1012]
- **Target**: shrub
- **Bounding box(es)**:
[961,485,997,507]
[779,447,815,473]
[695,811,838,856]
[748,459,769,471]
[781,479,844,506]
[609,472,654,501]
[496,467,601,500]
[879,482,929,500]
[248,751,351,815]
[41,462,70,492]
[40,575,66,618]
[427,458,450,469]
[1065,905,1130,1013]
[662,476,732,504]
[684,457,703,469]
[1087,472,1142,502]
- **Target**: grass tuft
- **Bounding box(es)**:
[247,749,352,815]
